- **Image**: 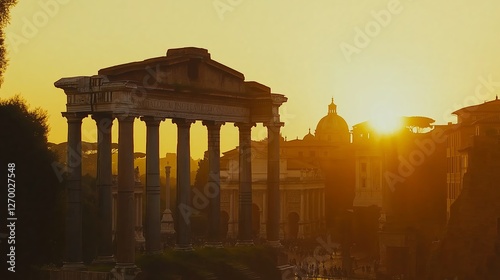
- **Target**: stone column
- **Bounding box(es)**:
[203,121,224,247]
[62,112,86,270]
[173,118,194,251]
[266,123,282,247]
[235,123,254,245]
[142,116,163,254]
[115,116,137,270]
[93,113,115,263]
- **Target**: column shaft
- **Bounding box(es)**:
[203,121,224,246]
[116,116,136,268]
[143,117,162,253]
[63,113,86,269]
[94,114,114,262]
[267,124,282,246]
[173,119,193,250]
[236,123,254,244]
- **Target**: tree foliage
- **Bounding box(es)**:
[403,116,435,133]
[49,141,119,177]
[0,95,65,278]
[0,0,17,86]
[193,150,209,193]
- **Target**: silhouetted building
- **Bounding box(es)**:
[446,97,500,220]
[283,100,355,238]
[217,99,356,241]
[220,140,325,239]
[430,131,500,279]
[349,120,448,279]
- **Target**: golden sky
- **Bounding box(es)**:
[2,0,500,159]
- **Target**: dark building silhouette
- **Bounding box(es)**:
[350,120,448,279]
[430,126,500,279]
[446,97,500,220]
[262,99,448,278]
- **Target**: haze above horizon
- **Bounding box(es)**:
[2,0,500,159]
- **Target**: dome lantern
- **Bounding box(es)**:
[328,98,337,115]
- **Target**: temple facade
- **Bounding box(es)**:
[55,47,287,275]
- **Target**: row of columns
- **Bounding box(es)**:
[62,112,282,270]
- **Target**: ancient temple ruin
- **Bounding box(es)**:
[55,47,287,274]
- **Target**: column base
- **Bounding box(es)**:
[235,240,254,246]
[174,244,194,251]
[92,255,116,265]
[266,240,283,248]
[204,242,223,248]
[111,264,141,280]
[61,262,86,271]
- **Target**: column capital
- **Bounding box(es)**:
[263,122,284,128]
[141,116,164,126]
[115,114,137,122]
[234,122,256,130]
[172,118,195,128]
[92,113,114,134]
[202,120,225,129]
[62,112,87,123]
[113,113,139,122]
[91,112,114,121]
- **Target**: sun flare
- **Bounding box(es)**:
[369,113,403,135]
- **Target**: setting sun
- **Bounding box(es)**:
[369,113,403,135]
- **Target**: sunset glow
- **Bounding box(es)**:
[369,112,402,135]
[3,1,500,279]
[2,1,500,158]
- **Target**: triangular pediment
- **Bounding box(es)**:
[55,47,286,124]
[97,47,249,95]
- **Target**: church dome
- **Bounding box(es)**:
[303,128,315,141]
[315,99,350,144]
